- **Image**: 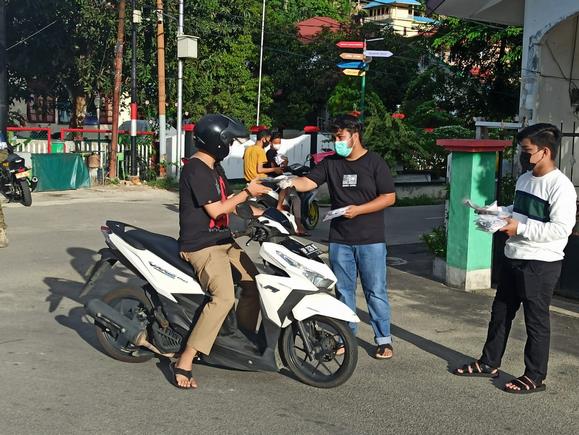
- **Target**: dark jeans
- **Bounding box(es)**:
[480,258,562,384]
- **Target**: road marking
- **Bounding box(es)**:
[425,217,444,220]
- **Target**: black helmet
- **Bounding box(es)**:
[194,114,249,161]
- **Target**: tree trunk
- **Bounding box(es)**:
[69,92,87,128]
[109,0,126,179]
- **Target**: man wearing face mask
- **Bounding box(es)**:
[281,114,397,359]
[454,123,576,395]
[243,128,284,182]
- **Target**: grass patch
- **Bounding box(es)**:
[394,195,445,207]
[146,177,179,191]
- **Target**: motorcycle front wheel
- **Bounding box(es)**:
[281,316,357,388]
[95,287,154,363]
[302,200,319,230]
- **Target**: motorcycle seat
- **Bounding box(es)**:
[123,228,196,278]
[4,153,23,163]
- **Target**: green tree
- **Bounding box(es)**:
[430,17,523,120]
[7,0,118,127]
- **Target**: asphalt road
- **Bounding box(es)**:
[0,187,577,434]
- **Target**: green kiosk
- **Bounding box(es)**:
[438,139,511,290]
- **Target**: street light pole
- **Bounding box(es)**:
[0,0,8,148]
[95,92,101,179]
[176,0,184,175]
[256,0,266,126]
[130,0,139,177]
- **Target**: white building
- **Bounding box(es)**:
[362,0,436,37]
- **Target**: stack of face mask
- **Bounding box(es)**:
[463,200,511,233]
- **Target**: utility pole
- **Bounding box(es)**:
[0,0,8,146]
[0,0,7,247]
[156,0,167,171]
[130,0,139,177]
[176,0,184,174]
[256,0,266,125]
[109,0,126,179]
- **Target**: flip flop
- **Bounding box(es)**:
[453,361,499,378]
[170,362,196,389]
[375,344,393,360]
[504,376,546,395]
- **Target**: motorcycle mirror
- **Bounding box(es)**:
[236,202,254,220]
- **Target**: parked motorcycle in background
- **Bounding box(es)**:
[0,153,38,206]
[254,161,321,230]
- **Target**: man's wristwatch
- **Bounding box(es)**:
[243,187,253,198]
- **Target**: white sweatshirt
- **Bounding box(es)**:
[503,169,577,262]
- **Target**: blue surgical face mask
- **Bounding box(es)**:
[335,138,352,157]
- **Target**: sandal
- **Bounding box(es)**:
[170,362,197,389]
[375,344,393,360]
[453,361,499,378]
[504,375,546,395]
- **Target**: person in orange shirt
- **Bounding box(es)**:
[243,129,283,182]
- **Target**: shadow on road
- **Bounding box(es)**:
[357,308,514,391]
[44,246,140,358]
[163,203,179,213]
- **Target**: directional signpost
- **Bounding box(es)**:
[342,69,366,77]
[337,61,367,70]
[336,41,365,49]
[339,52,365,61]
[336,41,394,123]
[363,50,393,58]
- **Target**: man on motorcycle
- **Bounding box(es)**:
[266,133,307,235]
[174,114,270,389]
[243,128,284,182]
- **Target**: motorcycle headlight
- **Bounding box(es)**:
[277,251,332,289]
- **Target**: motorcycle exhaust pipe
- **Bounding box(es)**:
[30,177,38,192]
[86,299,144,344]
[85,299,175,358]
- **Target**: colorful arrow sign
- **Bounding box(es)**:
[340,52,365,60]
[337,61,367,70]
[336,41,365,49]
[342,69,366,77]
[363,50,393,58]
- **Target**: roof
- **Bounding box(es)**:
[413,16,437,24]
[296,16,341,43]
[425,0,524,26]
[363,0,421,9]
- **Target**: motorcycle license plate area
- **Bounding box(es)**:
[15,171,30,179]
[300,243,322,257]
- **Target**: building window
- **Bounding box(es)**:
[27,95,55,123]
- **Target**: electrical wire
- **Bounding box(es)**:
[7,20,58,51]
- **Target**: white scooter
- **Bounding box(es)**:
[83,204,359,388]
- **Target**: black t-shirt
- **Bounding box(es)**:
[265,148,279,168]
[306,151,395,245]
[179,158,233,252]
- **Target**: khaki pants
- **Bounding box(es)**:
[180,243,260,355]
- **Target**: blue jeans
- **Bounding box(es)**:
[329,242,391,345]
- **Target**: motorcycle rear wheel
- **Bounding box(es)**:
[95,287,154,363]
[18,180,32,207]
[281,316,357,388]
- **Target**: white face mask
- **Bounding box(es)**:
[271,143,281,150]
